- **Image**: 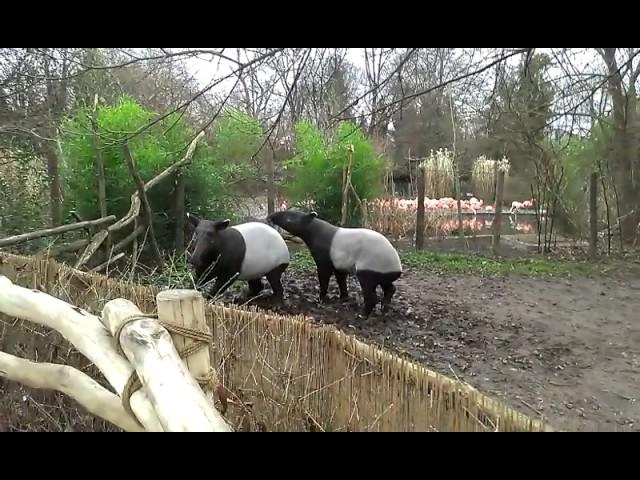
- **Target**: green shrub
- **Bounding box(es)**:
[59,98,254,252]
[284,120,385,225]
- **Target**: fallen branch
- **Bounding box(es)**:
[0,216,115,248]
[0,275,164,431]
[90,252,125,273]
[0,351,143,432]
[38,239,90,257]
[113,225,146,255]
[74,230,109,269]
[75,131,205,269]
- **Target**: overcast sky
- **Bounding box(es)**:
[178,48,609,136]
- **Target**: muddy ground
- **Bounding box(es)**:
[215,259,640,432]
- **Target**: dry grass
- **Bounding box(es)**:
[0,252,552,432]
[422,149,455,199]
[471,155,512,202]
[367,199,459,240]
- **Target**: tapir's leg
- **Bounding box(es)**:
[381,282,396,312]
[208,272,237,299]
[356,271,378,318]
[266,263,288,308]
[334,270,349,301]
[247,279,265,298]
[316,263,333,303]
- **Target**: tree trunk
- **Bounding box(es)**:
[174,172,185,255]
[599,48,640,243]
[91,94,109,250]
[122,143,164,270]
[589,172,598,259]
[45,142,62,227]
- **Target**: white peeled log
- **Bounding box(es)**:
[0,275,164,431]
[156,290,216,402]
[0,351,144,432]
[102,298,232,432]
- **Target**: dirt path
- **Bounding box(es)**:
[221,263,640,432]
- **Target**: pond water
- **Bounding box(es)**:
[445,212,537,236]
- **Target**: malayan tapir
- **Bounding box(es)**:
[266,210,402,318]
[187,213,290,306]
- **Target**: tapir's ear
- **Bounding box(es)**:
[215,219,230,230]
[303,211,318,223]
[186,212,200,227]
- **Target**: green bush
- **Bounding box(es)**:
[59,97,254,252]
[185,108,261,221]
[284,120,385,226]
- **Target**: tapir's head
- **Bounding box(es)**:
[186,213,230,274]
[266,209,317,238]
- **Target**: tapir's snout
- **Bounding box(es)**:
[188,247,204,269]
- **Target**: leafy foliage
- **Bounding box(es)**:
[284,120,385,225]
[59,97,251,251]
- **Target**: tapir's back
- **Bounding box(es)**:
[233,222,290,280]
[329,227,402,274]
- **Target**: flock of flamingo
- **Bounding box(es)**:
[274,195,538,236]
[370,196,535,215]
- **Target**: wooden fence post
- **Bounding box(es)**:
[416,163,426,250]
[454,163,464,238]
[102,297,231,432]
[492,169,505,256]
[156,289,216,402]
[589,172,598,259]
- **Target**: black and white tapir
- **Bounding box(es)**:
[187,213,290,306]
[266,210,402,318]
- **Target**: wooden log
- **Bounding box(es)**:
[0,216,115,248]
[0,275,164,431]
[156,290,217,403]
[102,298,232,432]
[0,351,143,432]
